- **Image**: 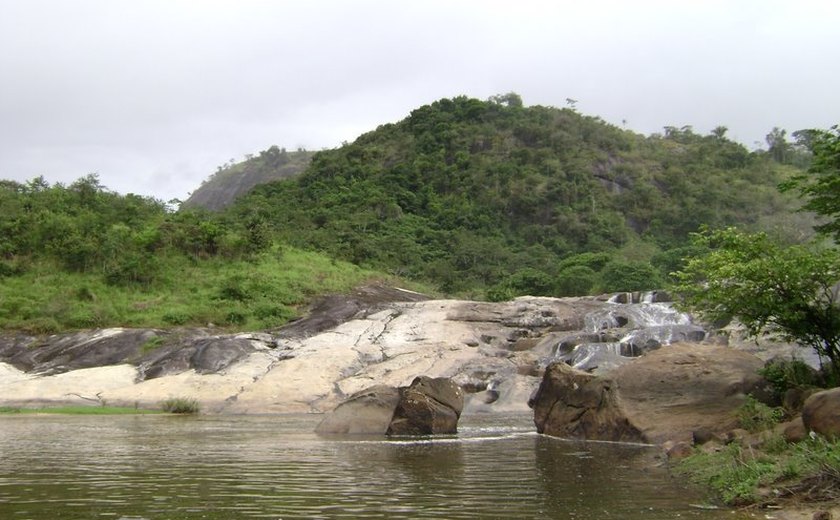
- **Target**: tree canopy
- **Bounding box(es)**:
[672,227,840,382]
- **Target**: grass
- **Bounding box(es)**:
[0,245,428,333]
[160,397,200,414]
[0,405,163,415]
[677,435,840,506]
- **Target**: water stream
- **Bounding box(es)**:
[0,413,755,519]
[554,293,707,373]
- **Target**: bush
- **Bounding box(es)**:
[759,358,820,401]
[555,265,596,296]
[598,260,663,293]
[737,396,784,433]
[161,397,200,414]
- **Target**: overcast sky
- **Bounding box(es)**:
[1,0,838,201]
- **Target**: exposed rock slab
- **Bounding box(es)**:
[0,291,727,415]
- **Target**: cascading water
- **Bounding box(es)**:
[554,292,706,373]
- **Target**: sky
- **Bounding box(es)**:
[1,0,838,202]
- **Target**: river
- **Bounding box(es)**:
[0,413,754,519]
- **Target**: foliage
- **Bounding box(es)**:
[222,95,803,298]
[677,436,840,505]
[759,358,821,401]
[161,397,200,414]
[671,227,840,382]
[780,125,840,242]
[736,396,785,433]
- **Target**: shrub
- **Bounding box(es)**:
[759,358,820,401]
[161,397,200,414]
[737,396,784,433]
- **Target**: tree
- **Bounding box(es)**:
[765,127,790,163]
[780,125,840,241]
[672,227,840,383]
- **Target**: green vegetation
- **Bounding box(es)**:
[161,397,200,414]
[672,227,840,382]
[736,396,785,433]
[0,405,162,415]
[781,125,840,241]
[678,436,840,505]
[0,95,824,334]
[226,94,806,297]
[0,174,404,332]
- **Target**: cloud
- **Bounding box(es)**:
[0,0,838,200]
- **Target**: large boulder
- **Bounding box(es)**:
[387,377,464,435]
[802,387,840,439]
[314,385,401,435]
[529,361,644,442]
[315,377,464,435]
[530,343,764,444]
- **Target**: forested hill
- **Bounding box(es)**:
[223,93,808,297]
[182,147,313,211]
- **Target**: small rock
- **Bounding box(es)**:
[665,441,694,460]
[813,511,832,520]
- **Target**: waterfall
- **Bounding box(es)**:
[554,296,706,373]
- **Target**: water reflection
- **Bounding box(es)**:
[0,414,753,519]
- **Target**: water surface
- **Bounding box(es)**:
[0,413,752,519]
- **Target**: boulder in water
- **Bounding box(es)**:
[316,377,464,435]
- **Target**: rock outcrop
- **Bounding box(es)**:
[530,343,764,444]
[315,377,464,435]
[802,387,840,439]
[0,288,751,417]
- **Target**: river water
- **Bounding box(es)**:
[0,413,753,519]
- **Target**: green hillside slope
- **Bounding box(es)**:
[225,94,807,297]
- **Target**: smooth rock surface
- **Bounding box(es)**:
[531,343,764,444]
[803,387,840,439]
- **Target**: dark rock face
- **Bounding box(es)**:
[530,344,764,444]
[387,377,464,435]
[316,377,464,436]
[1,329,159,375]
[803,387,840,439]
[139,337,258,379]
[529,361,644,442]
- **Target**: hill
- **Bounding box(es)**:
[223,93,808,297]
[182,147,313,210]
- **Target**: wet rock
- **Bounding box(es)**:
[665,441,694,460]
[314,385,401,434]
[529,361,644,442]
[803,387,840,439]
[387,377,464,435]
[316,377,464,436]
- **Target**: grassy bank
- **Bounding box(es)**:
[674,396,840,507]
[0,245,420,334]
[0,405,163,415]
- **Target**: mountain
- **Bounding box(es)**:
[221,93,807,296]
[182,146,313,210]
